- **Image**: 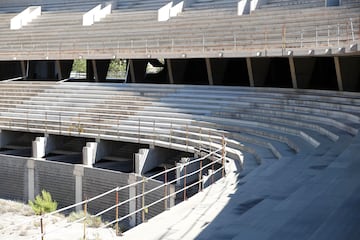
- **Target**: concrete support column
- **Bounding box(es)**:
[128,174,137,227]
[32,137,47,159]
[289,57,298,89]
[27,159,35,201]
[20,60,27,78]
[55,60,63,80]
[334,56,343,91]
[82,142,98,167]
[205,58,214,85]
[246,58,255,87]
[91,60,99,82]
[73,165,84,211]
[166,59,174,84]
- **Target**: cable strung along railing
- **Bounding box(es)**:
[0,137,227,240]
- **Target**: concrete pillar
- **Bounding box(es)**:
[166,59,174,84]
[55,60,63,80]
[20,60,27,78]
[32,137,46,159]
[289,57,298,89]
[339,56,360,91]
[73,165,84,211]
[58,60,74,79]
[86,59,110,82]
[128,59,136,83]
[128,174,137,227]
[334,56,343,91]
[205,58,214,85]
[27,159,35,201]
[135,147,174,175]
[246,58,255,87]
[168,59,187,84]
[294,57,316,89]
[128,59,148,83]
[176,157,199,186]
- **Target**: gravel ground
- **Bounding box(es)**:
[0,199,119,240]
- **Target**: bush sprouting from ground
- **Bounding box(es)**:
[29,190,58,215]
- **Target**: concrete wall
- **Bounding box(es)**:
[0,154,173,231]
[0,155,27,201]
[135,176,174,225]
[83,167,130,226]
[35,160,75,208]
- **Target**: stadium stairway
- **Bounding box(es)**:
[0,82,360,238]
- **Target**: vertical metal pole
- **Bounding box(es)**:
[142,177,145,223]
[164,166,168,210]
[59,112,61,135]
[300,30,304,48]
[337,24,340,46]
[211,160,215,184]
[115,191,119,236]
[233,33,237,51]
[199,160,203,192]
[40,216,44,240]
[222,136,226,178]
[202,34,205,52]
[83,200,87,240]
[350,18,355,42]
[316,26,318,47]
[328,25,330,46]
[153,120,155,146]
[183,164,187,201]
[138,118,140,144]
[45,112,47,134]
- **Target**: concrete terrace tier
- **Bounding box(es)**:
[0,0,358,59]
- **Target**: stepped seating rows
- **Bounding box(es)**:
[0,0,358,58]
[0,82,358,177]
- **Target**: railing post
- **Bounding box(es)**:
[45,112,48,134]
[316,26,318,47]
[115,190,119,236]
[300,30,304,48]
[350,18,355,42]
[211,160,215,184]
[222,135,226,178]
[199,159,203,192]
[59,112,62,135]
[164,166,168,210]
[40,216,44,240]
[83,200,87,240]
[328,25,330,46]
[183,164,187,201]
[142,177,146,223]
[337,24,340,46]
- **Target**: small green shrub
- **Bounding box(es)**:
[29,190,58,215]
